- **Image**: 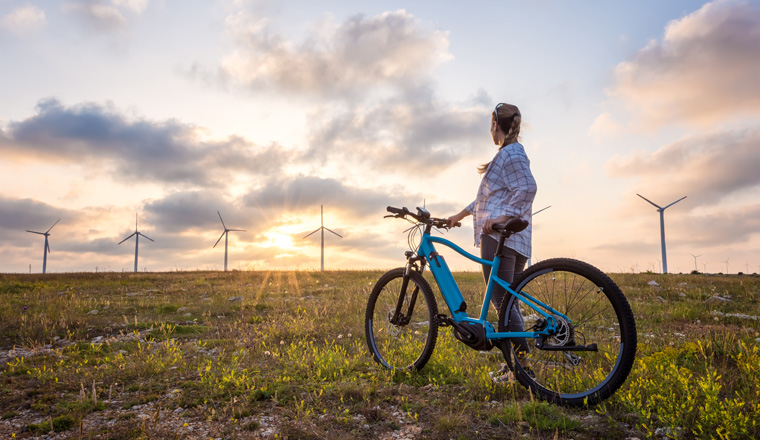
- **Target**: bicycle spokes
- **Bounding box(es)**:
[365,268,438,370]
[502,259,636,406]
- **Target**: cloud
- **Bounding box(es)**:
[606,126,760,207]
[214,9,452,97]
[243,175,411,218]
[144,190,249,232]
[63,0,149,32]
[111,0,149,14]
[0,196,127,258]
[670,203,760,247]
[192,7,483,175]
[588,112,623,140]
[0,98,291,187]
[1,4,47,35]
[606,0,760,128]
[0,197,67,243]
[306,85,488,173]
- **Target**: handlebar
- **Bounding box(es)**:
[386,206,461,229]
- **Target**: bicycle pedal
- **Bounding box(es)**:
[434,314,452,327]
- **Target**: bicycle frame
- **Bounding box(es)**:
[417,231,570,341]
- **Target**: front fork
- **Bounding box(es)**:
[389,252,426,326]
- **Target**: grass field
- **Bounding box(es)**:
[1,269,759,439]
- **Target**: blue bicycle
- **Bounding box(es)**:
[365,206,637,406]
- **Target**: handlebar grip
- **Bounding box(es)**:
[386,206,406,215]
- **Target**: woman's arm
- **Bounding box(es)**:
[489,149,537,221]
[447,208,470,228]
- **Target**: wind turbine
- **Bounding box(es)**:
[213,211,245,272]
[303,205,342,271]
[723,258,730,274]
[637,193,686,274]
[26,219,60,274]
[690,253,702,272]
[118,214,154,273]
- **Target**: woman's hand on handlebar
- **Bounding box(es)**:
[447,209,470,228]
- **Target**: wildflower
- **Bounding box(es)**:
[264,351,271,356]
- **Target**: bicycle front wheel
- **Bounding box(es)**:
[499,258,637,406]
[365,268,439,371]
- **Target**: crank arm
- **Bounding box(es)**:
[536,342,598,352]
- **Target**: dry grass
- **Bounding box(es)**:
[0,270,758,439]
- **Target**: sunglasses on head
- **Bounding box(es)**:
[494,103,520,126]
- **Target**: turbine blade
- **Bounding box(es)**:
[636,193,661,209]
[217,211,227,230]
[303,227,321,239]
[26,230,45,235]
[118,232,137,245]
[229,229,246,232]
[324,227,342,238]
[139,232,155,242]
[663,196,687,210]
[46,218,61,233]
[46,242,51,253]
[213,231,226,248]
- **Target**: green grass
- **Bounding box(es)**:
[0,270,758,439]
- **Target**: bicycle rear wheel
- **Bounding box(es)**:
[498,258,637,406]
[365,268,439,370]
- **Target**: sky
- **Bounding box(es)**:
[1,0,759,274]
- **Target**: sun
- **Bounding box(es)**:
[263,231,295,250]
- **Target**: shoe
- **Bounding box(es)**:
[516,355,536,380]
[521,366,536,380]
[489,363,514,383]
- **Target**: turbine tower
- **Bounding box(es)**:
[690,253,702,272]
[213,211,245,272]
[118,214,154,273]
[303,205,342,271]
[637,193,686,274]
[26,219,60,274]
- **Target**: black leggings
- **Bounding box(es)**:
[480,235,530,356]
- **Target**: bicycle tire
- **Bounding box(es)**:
[365,268,439,371]
[498,258,637,406]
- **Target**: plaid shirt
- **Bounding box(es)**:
[466,142,537,258]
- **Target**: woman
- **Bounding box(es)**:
[447,102,537,362]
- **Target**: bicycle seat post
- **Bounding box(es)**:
[496,231,509,257]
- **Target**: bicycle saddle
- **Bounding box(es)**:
[493,218,529,234]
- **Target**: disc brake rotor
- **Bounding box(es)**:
[386,310,402,337]
[546,315,574,347]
